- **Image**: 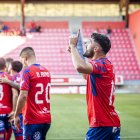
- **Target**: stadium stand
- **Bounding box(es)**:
[82,21,140,80]
[2,21,140,81]
[3,21,77,75]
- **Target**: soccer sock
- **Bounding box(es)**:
[4,128,12,140]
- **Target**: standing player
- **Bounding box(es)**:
[14,47,51,140]
[0,58,19,90]
[4,57,13,140]
[0,58,12,140]
[68,31,121,140]
[8,60,23,140]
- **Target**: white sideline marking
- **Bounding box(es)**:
[48,136,140,140]
[121,136,140,139]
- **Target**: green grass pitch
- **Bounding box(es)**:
[12,94,140,140]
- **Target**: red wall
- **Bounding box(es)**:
[129,10,140,62]
[82,21,125,29]
[3,21,69,29]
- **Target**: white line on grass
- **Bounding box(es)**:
[121,136,140,139]
[48,136,140,140]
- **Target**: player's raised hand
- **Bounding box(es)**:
[69,29,80,47]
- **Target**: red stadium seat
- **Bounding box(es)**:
[3,21,140,80]
[82,24,140,80]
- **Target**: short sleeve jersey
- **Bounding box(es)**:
[86,58,120,127]
[20,64,51,125]
[0,72,12,114]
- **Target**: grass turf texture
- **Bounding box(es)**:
[12,94,140,140]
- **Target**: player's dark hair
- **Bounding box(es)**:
[91,33,111,54]
[11,61,23,73]
[0,57,6,70]
[20,47,35,58]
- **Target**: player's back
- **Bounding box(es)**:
[20,64,51,125]
[0,72,12,114]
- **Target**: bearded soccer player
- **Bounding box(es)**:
[0,58,12,140]
[68,31,121,140]
[14,47,51,140]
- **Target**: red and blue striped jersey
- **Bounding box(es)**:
[0,72,12,114]
[20,64,51,125]
[12,73,21,84]
[86,58,120,127]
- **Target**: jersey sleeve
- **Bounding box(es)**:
[3,73,12,81]
[20,69,30,91]
[89,60,106,74]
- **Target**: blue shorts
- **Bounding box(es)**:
[23,123,51,140]
[85,127,120,140]
[0,114,11,132]
[12,114,23,137]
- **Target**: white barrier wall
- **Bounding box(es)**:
[51,75,124,86]
[50,75,124,94]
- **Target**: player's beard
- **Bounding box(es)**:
[83,50,94,58]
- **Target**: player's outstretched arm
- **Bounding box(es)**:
[68,30,93,74]
[8,81,20,90]
[0,78,20,90]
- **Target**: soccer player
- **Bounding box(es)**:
[68,30,121,140]
[8,60,23,140]
[14,47,51,140]
[4,57,14,140]
[0,58,12,140]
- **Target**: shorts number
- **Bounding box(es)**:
[0,85,4,101]
[35,83,51,104]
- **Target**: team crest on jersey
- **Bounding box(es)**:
[33,131,41,140]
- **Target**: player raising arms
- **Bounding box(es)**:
[14,47,51,140]
[0,58,12,140]
[68,31,121,140]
